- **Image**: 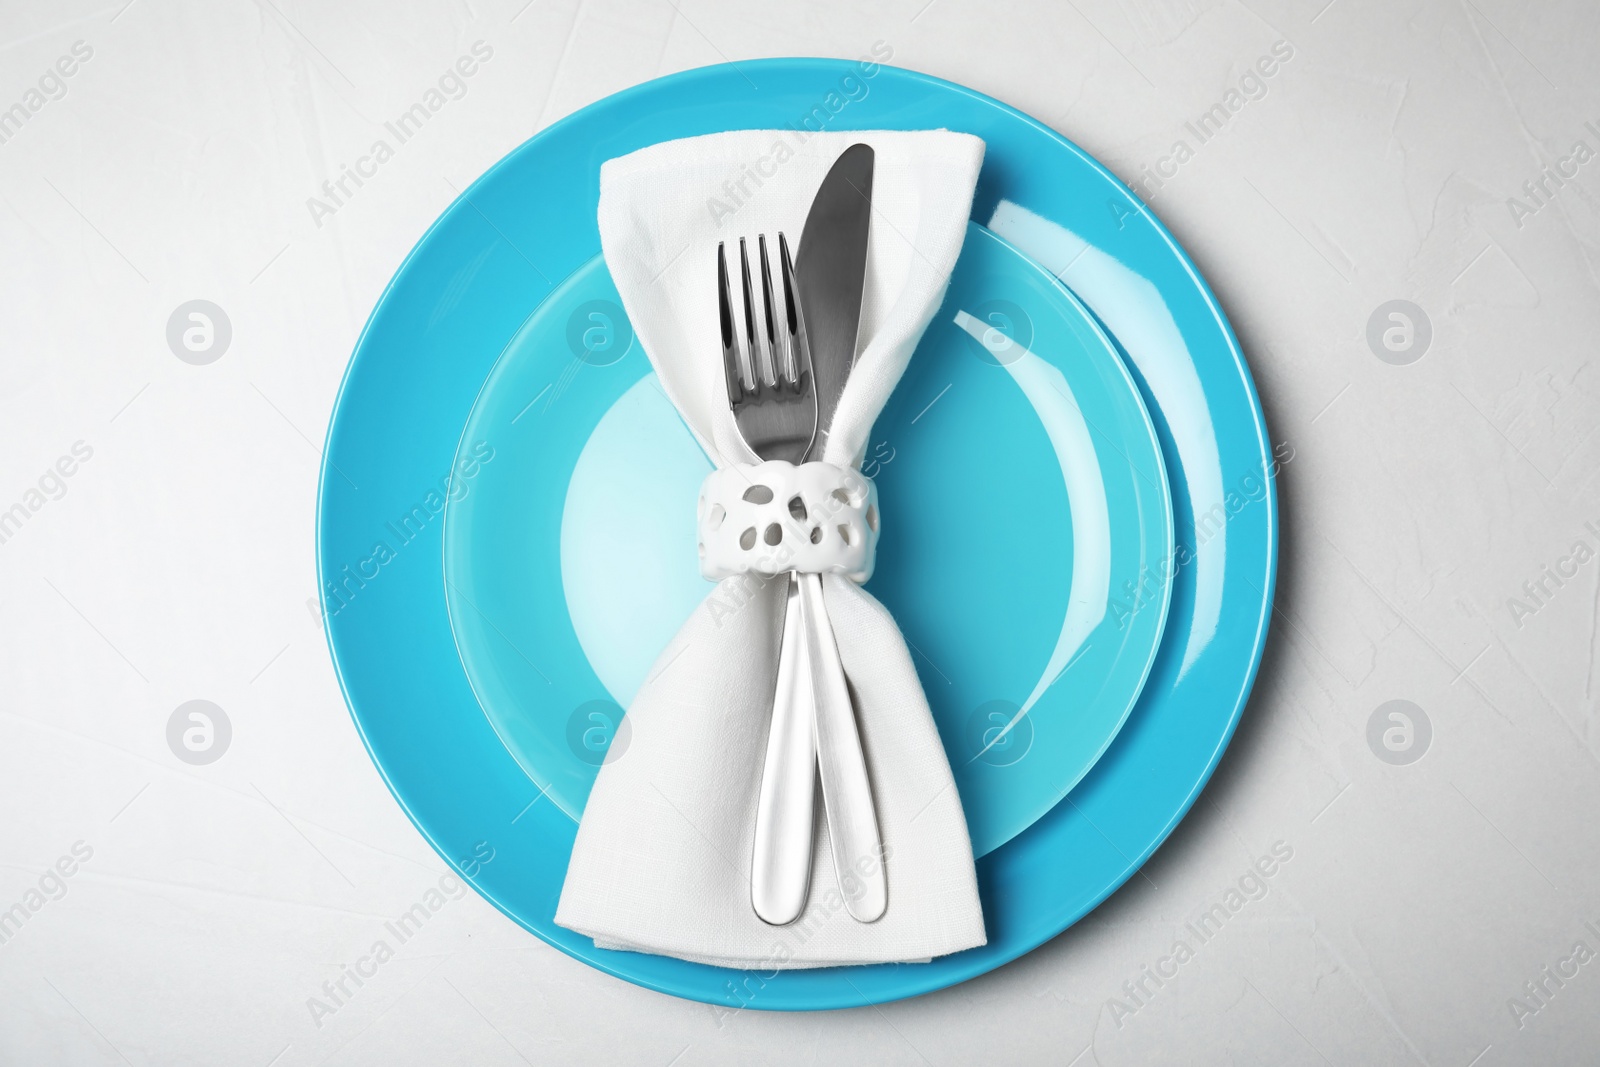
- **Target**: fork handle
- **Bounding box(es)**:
[751,576,817,926]
[798,572,886,922]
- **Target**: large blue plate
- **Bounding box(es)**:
[441,224,1173,861]
[318,59,1277,1010]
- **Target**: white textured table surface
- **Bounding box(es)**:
[3,1,1598,1064]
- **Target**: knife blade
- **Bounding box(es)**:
[796,142,874,453]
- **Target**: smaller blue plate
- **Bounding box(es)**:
[442,223,1172,858]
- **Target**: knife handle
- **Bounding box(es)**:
[751,576,817,926]
[797,572,886,922]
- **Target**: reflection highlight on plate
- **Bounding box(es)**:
[952,308,1109,755]
[986,200,1223,678]
[561,373,711,709]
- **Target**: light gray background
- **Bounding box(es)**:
[2,0,1597,1063]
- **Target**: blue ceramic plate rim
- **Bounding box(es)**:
[317,58,1277,1010]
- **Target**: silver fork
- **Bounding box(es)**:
[718,235,822,926]
[719,235,816,461]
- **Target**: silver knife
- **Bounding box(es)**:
[796,143,874,444]
[750,144,885,925]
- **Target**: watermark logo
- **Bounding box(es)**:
[0,40,93,148]
[321,443,495,620]
[1134,442,1292,598]
[1506,125,1600,229]
[1366,300,1431,365]
[167,300,232,365]
[305,42,494,228]
[305,843,494,1029]
[1105,841,1295,1029]
[1508,921,1600,1030]
[0,440,94,548]
[167,700,231,765]
[1505,519,1600,629]
[1129,40,1296,202]
[965,700,1032,767]
[962,299,1032,366]
[859,439,896,478]
[566,299,633,366]
[566,700,630,766]
[0,841,93,947]
[710,843,893,1023]
[1366,699,1430,765]
[705,41,894,226]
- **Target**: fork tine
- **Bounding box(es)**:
[778,233,808,389]
[740,238,775,391]
[718,242,749,402]
[758,234,789,390]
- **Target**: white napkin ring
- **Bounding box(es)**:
[698,460,879,583]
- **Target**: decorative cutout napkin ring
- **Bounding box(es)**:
[698,460,879,583]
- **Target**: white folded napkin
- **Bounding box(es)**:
[554,129,988,968]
